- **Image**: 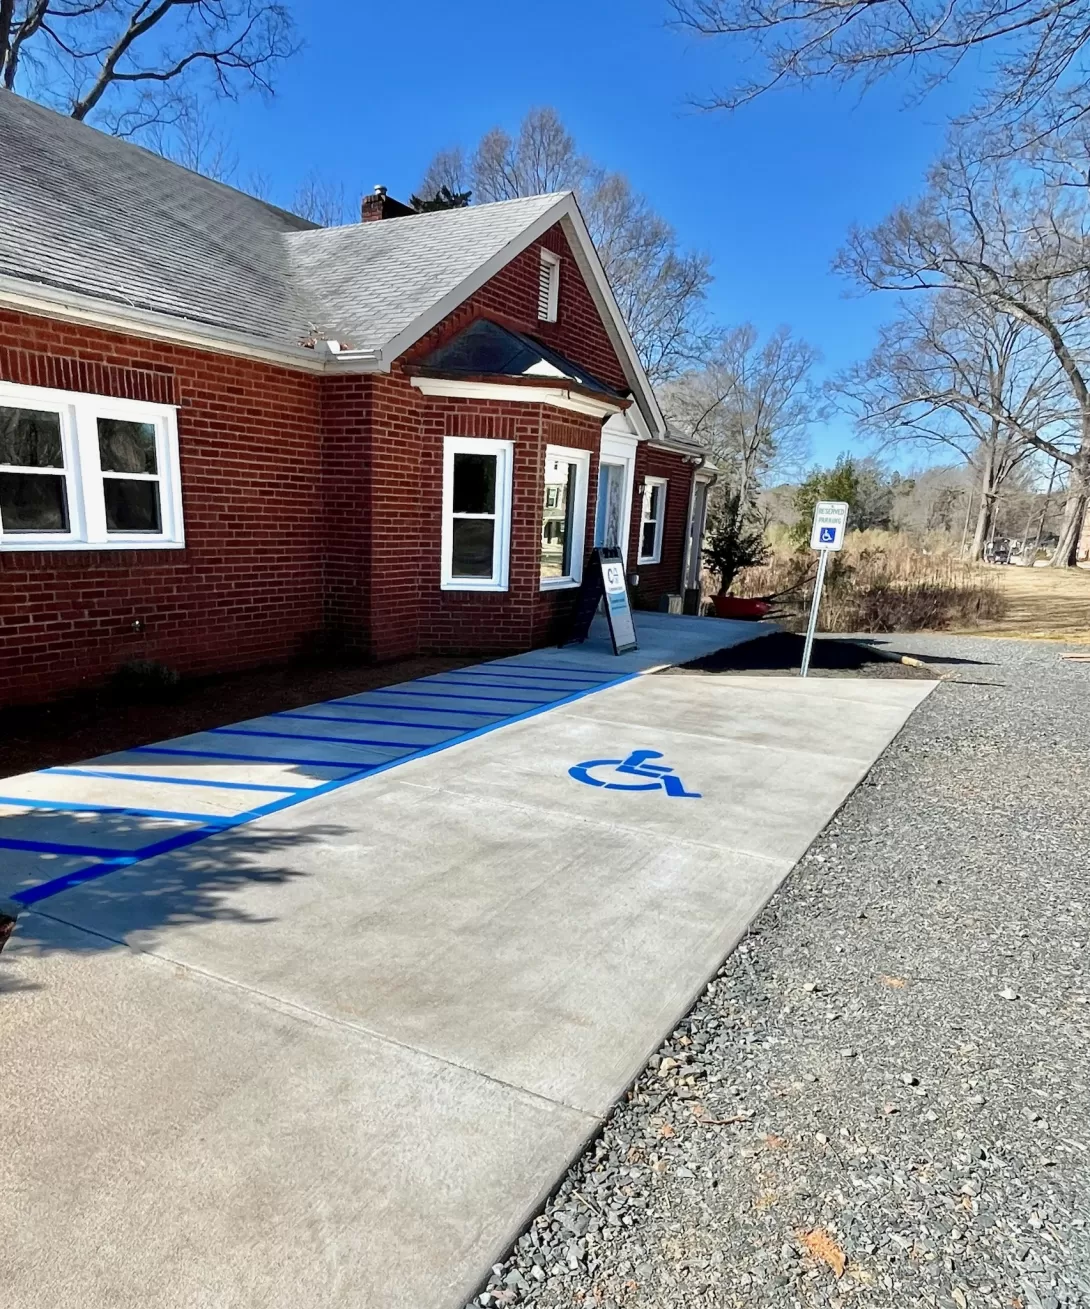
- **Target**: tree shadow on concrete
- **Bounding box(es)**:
[1,809,351,971]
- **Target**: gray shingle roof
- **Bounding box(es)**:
[0,91,567,355]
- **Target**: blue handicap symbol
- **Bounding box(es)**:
[568,749,702,798]
[819,526,837,544]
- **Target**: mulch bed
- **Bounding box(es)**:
[0,654,476,780]
[671,630,939,679]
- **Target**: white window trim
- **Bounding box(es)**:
[539,444,590,592]
[441,436,513,592]
[637,475,668,565]
[538,248,560,323]
[0,379,183,551]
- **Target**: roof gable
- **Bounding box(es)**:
[0,92,663,434]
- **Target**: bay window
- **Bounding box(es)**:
[0,381,182,549]
[539,445,590,589]
[441,436,513,590]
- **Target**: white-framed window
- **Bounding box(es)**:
[538,248,560,323]
[0,380,183,551]
[540,444,590,590]
[638,476,667,565]
[441,436,513,591]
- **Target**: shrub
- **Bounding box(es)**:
[703,490,768,595]
[112,659,182,702]
[733,536,1006,633]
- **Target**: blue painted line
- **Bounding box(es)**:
[328,699,503,720]
[462,667,612,684]
[272,711,456,734]
[11,671,638,907]
[11,823,231,905]
[369,687,554,706]
[209,726,423,751]
[417,675,597,694]
[0,835,136,858]
[0,794,236,825]
[128,745,382,770]
[46,767,302,795]
[490,662,617,678]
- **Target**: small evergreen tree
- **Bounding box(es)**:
[410,186,472,212]
[790,456,861,546]
[703,489,768,595]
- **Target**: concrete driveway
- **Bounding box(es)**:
[0,621,933,1309]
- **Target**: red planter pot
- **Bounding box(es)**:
[712,595,771,620]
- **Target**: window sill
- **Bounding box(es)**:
[440,580,508,593]
[0,539,186,552]
[540,577,581,591]
[637,555,662,567]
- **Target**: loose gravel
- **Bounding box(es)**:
[472,635,1090,1309]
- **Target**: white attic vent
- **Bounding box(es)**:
[538,248,560,322]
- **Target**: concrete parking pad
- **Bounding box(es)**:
[1,629,933,1309]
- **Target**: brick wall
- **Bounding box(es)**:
[626,444,694,609]
[0,219,633,703]
[0,308,325,704]
[403,222,629,394]
[357,371,602,659]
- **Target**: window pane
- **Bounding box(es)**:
[98,417,158,474]
[0,471,69,532]
[0,407,63,468]
[641,520,657,559]
[104,478,162,533]
[451,518,495,577]
[452,453,496,514]
[541,461,577,580]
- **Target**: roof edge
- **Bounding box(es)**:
[0,275,334,374]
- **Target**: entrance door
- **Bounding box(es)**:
[595,461,625,550]
[684,479,710,590]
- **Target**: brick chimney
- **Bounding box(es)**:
[361,184,416,222]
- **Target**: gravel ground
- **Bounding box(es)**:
[473,635,1090,1309]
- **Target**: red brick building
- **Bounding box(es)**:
[0,94,711,704]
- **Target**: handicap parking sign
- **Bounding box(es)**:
[569,749,701,798]
[819,526,836,544]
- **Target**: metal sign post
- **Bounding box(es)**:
[800,500,849,678]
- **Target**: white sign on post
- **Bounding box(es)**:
[801,500,849,678]
[809,500,849,552]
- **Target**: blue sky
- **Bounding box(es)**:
[218,0,986,466]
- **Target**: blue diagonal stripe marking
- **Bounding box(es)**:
[128,746,382,770]
[0,795,236,825]
[209,727,422,750]
[46,767,303,794]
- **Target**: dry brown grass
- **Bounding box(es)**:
[732,536,1007,633]
[963,564,1090,641]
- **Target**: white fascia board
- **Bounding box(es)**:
[377,195,574,365]
[0,275,329,373]
[376,194,664,438]
[410,375,625,418]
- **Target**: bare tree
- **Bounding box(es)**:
[418,108,712,383]
[837,142,1090,564]
[841,294,1063,558]
[671,0,1090,124]
[291,171,348,227]
[0,1,295,152]
[660,324,819,503]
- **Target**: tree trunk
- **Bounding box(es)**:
[968,439,998,563]
[1049,445,1089,566]
[1050,487,1088,566]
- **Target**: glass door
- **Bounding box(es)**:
[595,461,625,549]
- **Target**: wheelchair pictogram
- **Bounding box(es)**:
[568,749,701,798]
[818,526,837,544]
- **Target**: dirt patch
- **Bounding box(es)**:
[0,654,476,780]
[667,631,941,679]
